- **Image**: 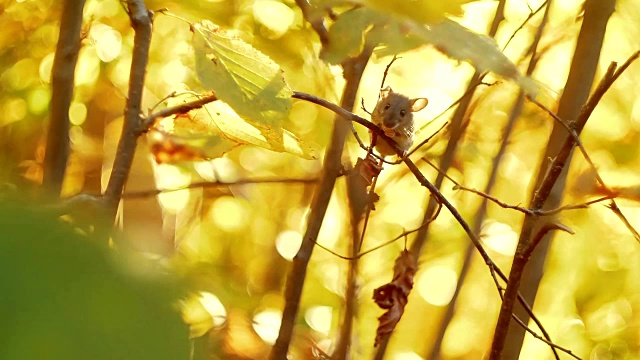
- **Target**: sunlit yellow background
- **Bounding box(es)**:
[3,0,640,359]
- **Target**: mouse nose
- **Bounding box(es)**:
[382,118,397,129]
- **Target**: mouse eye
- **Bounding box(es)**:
[384,103,390,110]
[400,110,406,117]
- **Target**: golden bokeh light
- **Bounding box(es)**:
[416,265,458,307]
[275,229,303,261]
[252,309,282,345]
[304,305,333,334]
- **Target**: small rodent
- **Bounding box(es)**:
[370,86,428,157]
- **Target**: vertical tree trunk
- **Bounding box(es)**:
[502,1,615,358]
[269,47,373,360]
[43,0,86,197]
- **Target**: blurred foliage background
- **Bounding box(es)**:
[3,0,640,359]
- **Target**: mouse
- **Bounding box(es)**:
[370,86,428,157]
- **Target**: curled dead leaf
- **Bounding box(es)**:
[147,129,233,164]
[372,250,416,346]
[357,153,383,186]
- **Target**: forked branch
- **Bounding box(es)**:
[293,91,580,359]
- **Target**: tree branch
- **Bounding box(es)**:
[269,47,374,360]
[294,90,577,359]
[43,0,87,196]
[490,0,626,353]
[294,0,329,46]
[140,92,219,132]
[121,177,318,198]
[422,156,615,217]
[103,0,152,217]
[407,0,507,273]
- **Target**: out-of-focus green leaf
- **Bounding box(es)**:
[367,19,424,58]
[320,8,378,64]
[410,19,542,96]
[0,201,189,360]
[321,5,541,96]
[358,0,477,24]
[192,20,292,128]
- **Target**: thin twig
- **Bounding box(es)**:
[314,203,442,260]
[140,92,219,132]
[501,1,548,51]
[524,222,574,259]
[422,156,614,216]
[121,177,318,198]
[512,316,582,359]
[149,90,177,113]
[43,0,87,196]
[378,55,400,101]
[416,81,494,134]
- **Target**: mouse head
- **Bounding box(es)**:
[374,86,428,129]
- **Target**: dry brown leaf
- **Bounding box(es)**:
[357,153,382,186]
[372,250,416,346]
[147,129,230,164]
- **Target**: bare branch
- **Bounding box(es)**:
[269,46,374,360]
[140,92,219,132]
[524,222,574,260]
[298,89,579,360]
[501,1,548,51]
[491,1,630,355]
[421,157,614,217]
[103,0,153,214]
[378,55,400,101]
[295,0,329,46]
[314,202,442,260]
[528,52,640,242]
[121,177,318,198]
[292,92,379,133]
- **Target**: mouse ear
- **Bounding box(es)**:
[380,86,393,98]
[410,98,428,112]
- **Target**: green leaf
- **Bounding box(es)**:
[192,21,292,128]
[148,101,317,163]
[320,8,377,64]
[321,6,541,96]
[358,0,478,24]
[0,201,189,360]
[201,102,317,159]
[409,19,542,96]
[187,21,316,161]
[366,18,424,58]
